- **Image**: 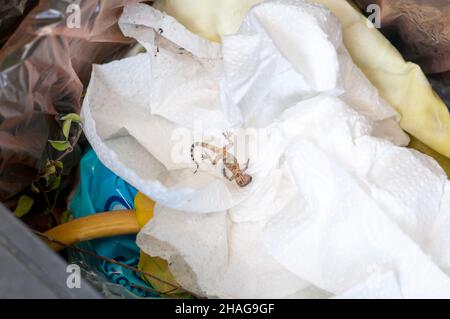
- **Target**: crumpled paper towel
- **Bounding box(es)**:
[82,0,450,298]
[153,0,450,172]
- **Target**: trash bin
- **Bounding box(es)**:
[0,204,101,299]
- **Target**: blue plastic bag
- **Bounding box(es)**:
[70,149,157,298]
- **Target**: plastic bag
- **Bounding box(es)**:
[354,0,450,114]
[0,0,143,203]
[69,149,158,298]
[69,149,187,298]
[354,0,450,81]
[0,0,37,47]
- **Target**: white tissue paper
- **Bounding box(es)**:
[81,0,450,298]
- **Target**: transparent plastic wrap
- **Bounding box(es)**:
[0,0,37,46]
[0,0,143,203]
[67,241,151,299]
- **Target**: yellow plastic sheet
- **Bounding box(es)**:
[310,0,450,170]
[134,192,182,294]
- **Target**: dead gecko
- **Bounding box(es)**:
[191,132,252,187]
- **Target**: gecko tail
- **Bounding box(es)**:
[193,162,199,174]
[191,143,201,174]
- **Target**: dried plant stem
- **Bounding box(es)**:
[129,284,182,299]
[56,122,83,162]
[37,181,59,225]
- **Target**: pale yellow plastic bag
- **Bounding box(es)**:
[311,0,450,170]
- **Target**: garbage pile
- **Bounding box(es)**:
[0,0,449,299]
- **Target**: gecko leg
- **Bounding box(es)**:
[223,131,233,141]
[223,168,235,181]
[242,158,251,172]
[222,131,234,150]
[202,152,219,166]
[214,154,222,165]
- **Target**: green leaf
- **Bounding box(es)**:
[44,163,57,176]
[54,161,64,170]
[49,140,71,152]
[60,113,81,123]
[40,174,50,188]
[31,181,40,194]
[46,175,61,192]
[60,210,72,224]
[14,195,34,218]
[62,119,72,140]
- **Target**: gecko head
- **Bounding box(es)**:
[236,173,252,187]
